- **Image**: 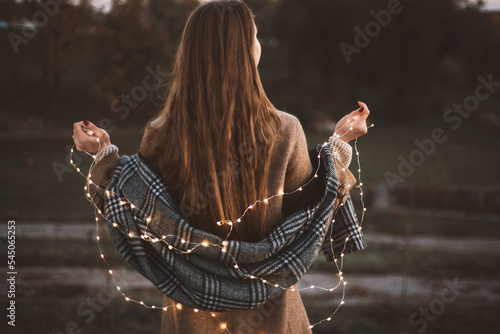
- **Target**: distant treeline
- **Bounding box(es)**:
[0,0,498,122]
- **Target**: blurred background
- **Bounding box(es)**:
[0,0,499,333]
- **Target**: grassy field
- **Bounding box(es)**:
[1,113,499,333]
[12,298,500,334]
[2,113,499,221]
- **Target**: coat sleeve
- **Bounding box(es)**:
[280,119,366,260]
[88,152,121,214]
[281,118,357,215]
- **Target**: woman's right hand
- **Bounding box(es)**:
[72,120,111,153]
[333,101,371,143]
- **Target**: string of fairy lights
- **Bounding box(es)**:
[70,115,374,333]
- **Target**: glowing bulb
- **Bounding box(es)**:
[125,297,130,301]
[108,269,113,275]
[146,217,152,223]
[220,323,227,330]
[128,233,133,238]
[112,223,118,227]
[202,241,209,247]
[176,303,182,310]
[180,239,186,244]
[194,309,199,312]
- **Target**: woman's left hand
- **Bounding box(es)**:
[334,101,371,143]
[72,120,111,153]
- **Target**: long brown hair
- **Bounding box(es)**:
[142,0,282,241]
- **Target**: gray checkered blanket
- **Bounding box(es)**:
[103,143,366,312]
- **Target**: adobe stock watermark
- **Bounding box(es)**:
[384,73,499,191]
[339,0,411,64]
[51,64,168,183]
[213,1,238,22]
[400,277,466,334]
[234,289,286,333]
[49,285,119,334]
[7,0,63,54]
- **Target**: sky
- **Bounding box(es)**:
[486,0,500,10]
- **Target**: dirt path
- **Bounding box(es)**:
[3,222,500,252]
[7,266,500,305]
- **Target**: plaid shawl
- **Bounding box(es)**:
[103,143,366,312]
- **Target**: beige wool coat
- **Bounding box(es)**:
[89,110,356,334]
